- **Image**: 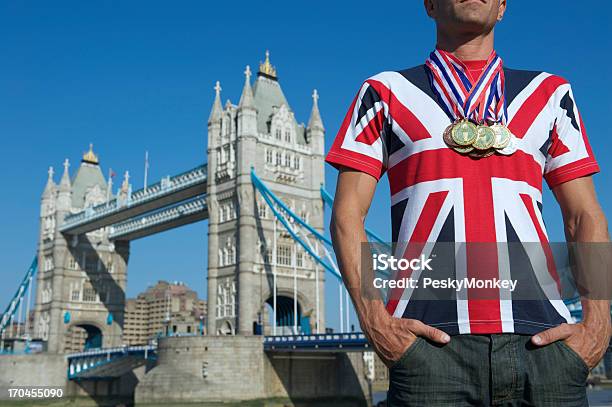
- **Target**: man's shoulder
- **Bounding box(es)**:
[503,68,572,106]
[504,66,566,81]
[365,65,428,84]
[363,65,433,98]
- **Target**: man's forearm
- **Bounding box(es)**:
[566,208,611,325]
[330,211,386,322]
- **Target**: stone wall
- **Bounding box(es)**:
[135,336,370,405]
[0,354,148,406]
[0,354,67,394]
[265,351,370,405]
[135,335,266,404]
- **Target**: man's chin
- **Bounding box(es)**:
[451,17,493,35]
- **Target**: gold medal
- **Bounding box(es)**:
[491,123,511,149]
[472,125,496,150]
[451,120,478,146]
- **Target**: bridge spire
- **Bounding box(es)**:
[208,81,223,123]
[59,159,71,190]
[238,65,254,109]
[308,89,324,131]
[43,166,56,197]
[57,158,72,210]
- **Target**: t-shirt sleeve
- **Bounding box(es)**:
[325,81,387,181]
[543,83,600,189]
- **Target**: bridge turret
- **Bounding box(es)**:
[41,166,57,214]
[307,89,325,157]
[207,81,223,151]
[206,51,326,336]
[57,159,72,212]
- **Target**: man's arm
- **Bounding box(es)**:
[532,176,611,368]
[330,168,450,367]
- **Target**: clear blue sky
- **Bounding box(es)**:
[1,1,610,331]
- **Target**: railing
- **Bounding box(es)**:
[60,165,207,232]
[108,195,207,240]
[264,333,369,351]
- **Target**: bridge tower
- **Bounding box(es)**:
[206,52,326,336]
[33,147,129,353]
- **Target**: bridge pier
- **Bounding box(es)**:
[135,335,371,405]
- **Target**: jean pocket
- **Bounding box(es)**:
[557,341,589,374]
[390,337,424,370]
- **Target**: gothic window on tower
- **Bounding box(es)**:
[68,255,77,270]
[293,155,302,170]
[284,127,291,143]
[218,200,236,223]
[277,244,292,266]
[266,149,273,165]
[82,283,97,303]
[258,201,268,219]
[41,281,52,303]
[71,286,81,302]
[224,145,231,162]
[275,151,281,166]
[284,154,291,168]
[216,279,236,318]
[275,128,282,140]
[296,251,304,268]
[43,256,54,272]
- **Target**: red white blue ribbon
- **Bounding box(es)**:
[425,49,508,124]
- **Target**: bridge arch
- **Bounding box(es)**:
[263,289,312,335]
[64,320,105,353]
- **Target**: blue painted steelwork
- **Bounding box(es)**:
[251,169,341,280]
[67,345,156,380]
[264,333,369,352]
[0,257,37,335]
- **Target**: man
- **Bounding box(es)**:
[327,0,611,405]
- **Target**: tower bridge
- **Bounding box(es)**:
[0,52,387,405]
[17,51,328,355]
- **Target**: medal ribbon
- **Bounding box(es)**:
[425,49,508,124]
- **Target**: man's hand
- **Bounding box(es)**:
[532,317,611,369]
[362,300,450,367]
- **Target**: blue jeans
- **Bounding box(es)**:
[388,334,589,406]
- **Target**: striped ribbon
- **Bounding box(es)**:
[426,49,508,124]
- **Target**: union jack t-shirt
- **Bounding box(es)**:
[325,65,600,335]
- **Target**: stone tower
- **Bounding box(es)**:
[33,146,130,353]
[206,52,326,336]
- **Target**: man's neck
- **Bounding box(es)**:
[435,28,495,61]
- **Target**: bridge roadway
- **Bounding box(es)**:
[108,195,207,241]
[59,164,207,237]
[66,333,369,380]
